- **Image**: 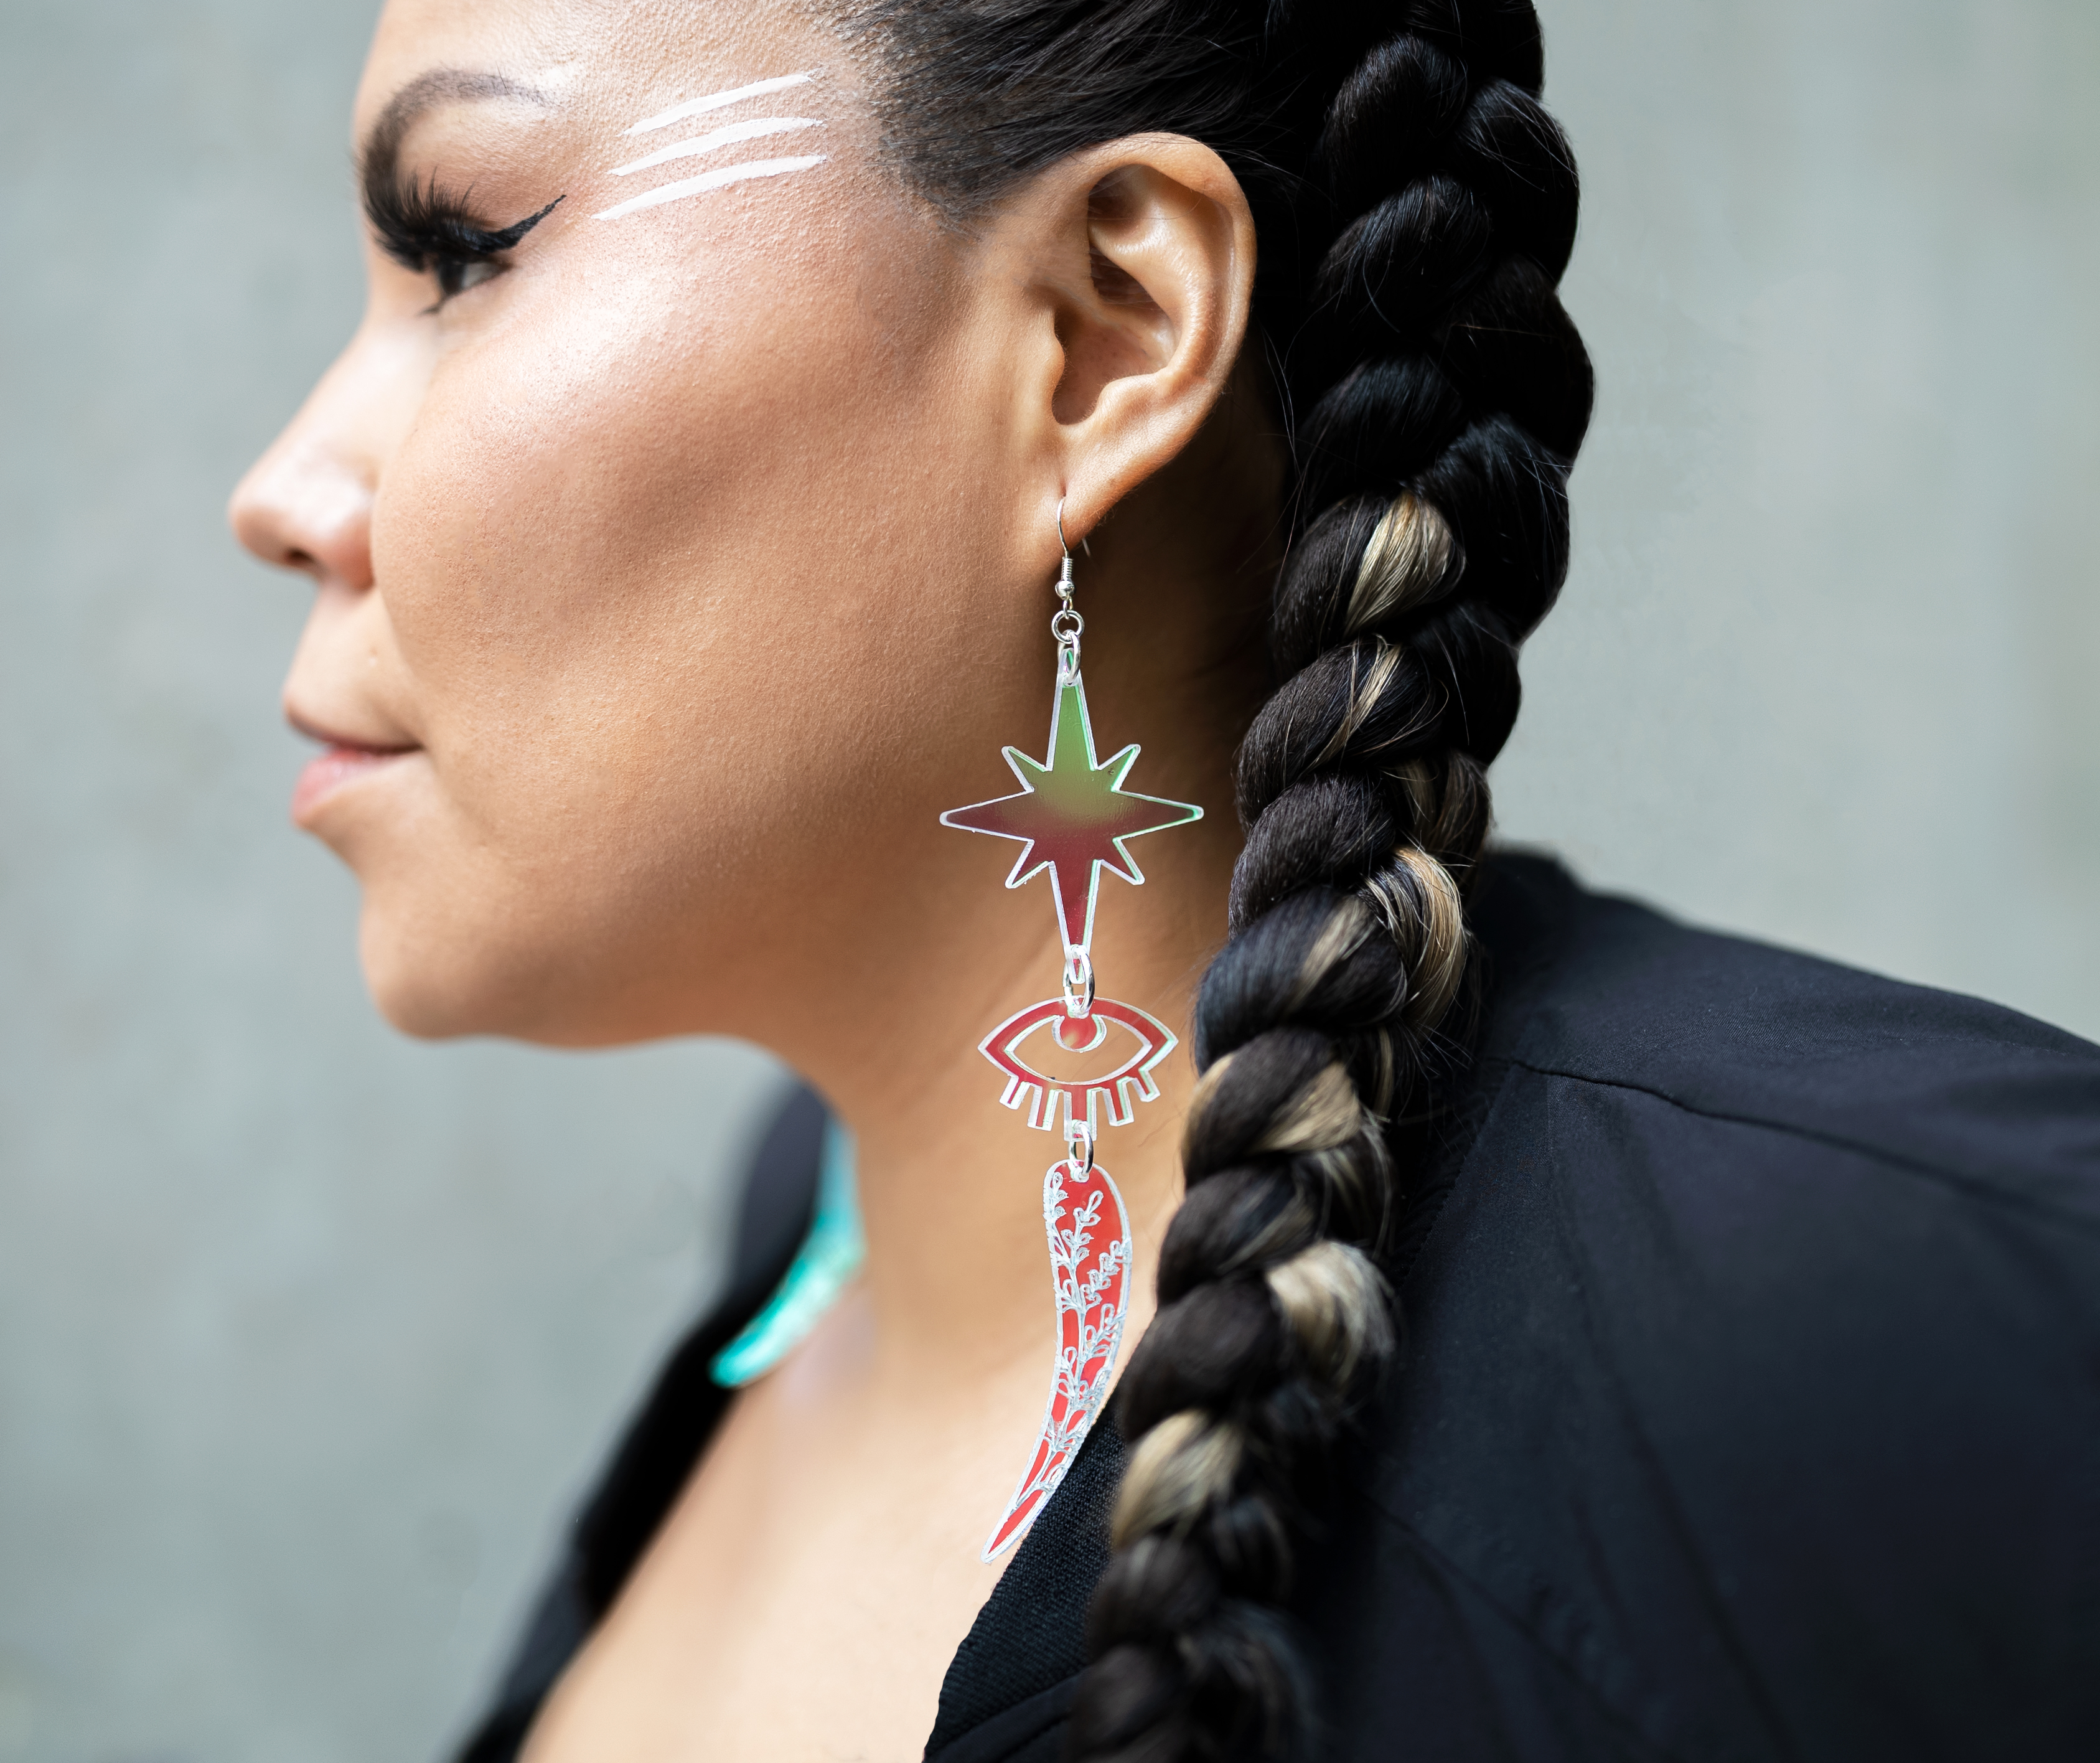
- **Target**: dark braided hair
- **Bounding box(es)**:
[823,1,1591,1753]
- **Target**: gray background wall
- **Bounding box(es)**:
[0,2,2093,1761]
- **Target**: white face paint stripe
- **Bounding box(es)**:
[611,116,820,179]
[624,72,813,138]
[592,155,828,221]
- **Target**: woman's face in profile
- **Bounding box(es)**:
[232,0,1048,1047]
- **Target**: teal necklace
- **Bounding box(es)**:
[710,1120,866,1387]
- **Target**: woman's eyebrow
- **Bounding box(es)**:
[358,69,551,194]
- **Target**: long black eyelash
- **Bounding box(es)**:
[363,174,563,303]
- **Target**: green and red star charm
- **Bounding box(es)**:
[942,670,1202,956]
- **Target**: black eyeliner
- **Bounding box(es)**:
[362,173,563,304]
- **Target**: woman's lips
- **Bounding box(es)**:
[292,743,416,825]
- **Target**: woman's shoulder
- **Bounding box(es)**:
[1468,850,2100,1211]
[1304,856,2100,1761]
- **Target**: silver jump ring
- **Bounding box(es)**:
[1062,949,1096,1018]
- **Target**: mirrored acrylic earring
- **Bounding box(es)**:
[941,501,1202,1560]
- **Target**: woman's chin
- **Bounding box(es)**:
[356,905,540,1042]
[355,900,692,1048]
[360,930,487,1041]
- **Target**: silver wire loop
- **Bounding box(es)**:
[1064,1112,1096,1177]
[1062,949,1096,1017]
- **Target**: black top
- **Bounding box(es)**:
[452,855,2100,1762]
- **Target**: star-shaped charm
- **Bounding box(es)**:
[942,672,1203,952]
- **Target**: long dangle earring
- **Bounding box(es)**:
[941,500,1204,1560]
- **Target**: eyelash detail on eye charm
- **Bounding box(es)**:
[979,998,1179,1134]
[365,176,565,307]
[594,70,827,221]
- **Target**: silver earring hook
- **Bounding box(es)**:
[1055,497,1092,560]
[1050,497,1084,677]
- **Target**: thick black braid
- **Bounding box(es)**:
[824,2,1591,1754]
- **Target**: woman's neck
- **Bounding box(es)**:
[736,361,1279,1400]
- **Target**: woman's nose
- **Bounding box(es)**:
[228,355,380,590]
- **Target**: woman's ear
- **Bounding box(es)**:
[990,134,1257,542]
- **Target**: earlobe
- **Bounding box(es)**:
[1027,138,1255,537]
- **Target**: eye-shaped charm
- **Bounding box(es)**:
[978,996,1178,1132]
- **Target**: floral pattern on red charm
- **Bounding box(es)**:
[980,1158,1133,1559]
